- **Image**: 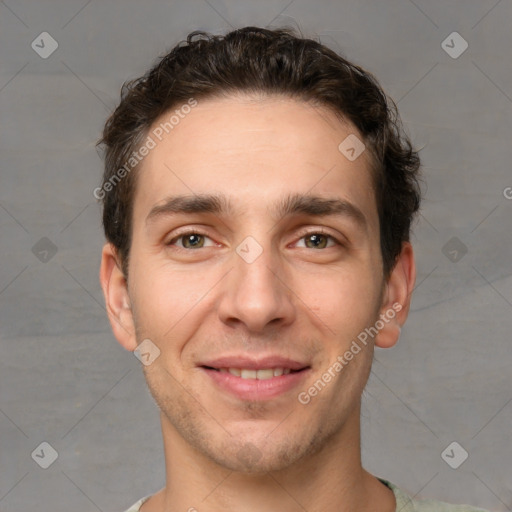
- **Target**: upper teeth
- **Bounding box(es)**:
[219,368,291,379]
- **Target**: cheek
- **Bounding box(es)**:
[303,267,381,337]
[129,258,210,340]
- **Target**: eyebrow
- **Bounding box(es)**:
[145,192,367,230]
[273,193,367,229]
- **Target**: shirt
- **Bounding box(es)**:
[123,478,490,511]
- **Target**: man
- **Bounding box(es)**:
[97,27,488,512]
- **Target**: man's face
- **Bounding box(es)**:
[124,95,387,472]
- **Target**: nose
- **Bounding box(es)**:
[217,237,296,334]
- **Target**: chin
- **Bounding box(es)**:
[208,428,325,474]
[212,443,300,473]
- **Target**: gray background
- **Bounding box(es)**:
[1,0,511,511]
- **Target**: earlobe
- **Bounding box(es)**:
[375,242,416,349]
[99,243,138,351]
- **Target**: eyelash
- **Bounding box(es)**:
[167,228,342,250]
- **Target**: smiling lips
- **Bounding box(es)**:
[200,356,311,400]
[217,367,292,379]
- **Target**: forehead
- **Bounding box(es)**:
[133,95,378,231]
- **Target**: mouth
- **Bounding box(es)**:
[202,366,305,379]
[199,358,311,400]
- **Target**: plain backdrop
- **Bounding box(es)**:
[0,1,511,511]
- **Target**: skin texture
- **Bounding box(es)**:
[100,95,416,512]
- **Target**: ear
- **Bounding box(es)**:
[99,243,138,351]
[374,241,416,349]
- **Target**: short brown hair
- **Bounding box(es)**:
[98,26,421,278]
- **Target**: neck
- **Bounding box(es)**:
[144,402,395,512]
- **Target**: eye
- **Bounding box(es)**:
[295,230,340,249]
[166,229,341,251]
[167,231,215,249]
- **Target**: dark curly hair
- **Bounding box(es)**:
[98,26,421,279]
